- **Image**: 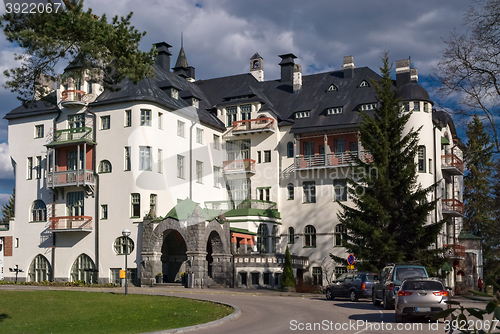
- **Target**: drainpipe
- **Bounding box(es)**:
[87,108,99,280]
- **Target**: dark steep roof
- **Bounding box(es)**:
[396,82,432,103]
[4,92,59,120]
[175,47,189,68]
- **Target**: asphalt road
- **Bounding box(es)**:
[0,285,491,334]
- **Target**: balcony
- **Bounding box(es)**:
[442,154,464,175]
[231,117,275,135]
[61,90,90,107]
[234,253,308,269]
[442,198,465,217]
[205,200,280,219]
[49,216,92,232]
[444,244,466,259]
[47,170,95,188]
[46,127,94,147]
[223,159,256,174]
[294,151,373,170]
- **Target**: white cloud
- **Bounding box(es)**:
[0,143,13,179]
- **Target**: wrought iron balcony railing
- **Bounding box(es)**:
[441,154,464,174]
[442,198,465,215]
[294,150,373,170]
[47,170,95,187]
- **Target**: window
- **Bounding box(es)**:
[418,146,426,172]
[304,225,316,247]
[158,112,163,129]
[28,254,51,282]
[171,88,178,99]
[287,183,294,200]
[150,194,157,214]
[125,110,131,127]
[226,178,251,202]
[31,200,46,222]
[114,236,134,255]
[287,142,294,158]
[272,225,279,253]
[226,139,250,160]
[429,158,433,174]
[71,254,97,284]
[327,107,343,115]
[67,191,84,216]
[241,104,251,120]
[213,166,222,187]
[312,267,323,286]
[101,115,110,130]
[413,101,420,111]
[192,98,199,108]
[335,267,348,275]
[214,135,220,150]
[35,125,44,138]
[334,224,347,247]
[334,179,347,202]
[15,238,19,248]
[264,150,271,163]
[131,193,140,217]
[361,103,376,111]
[140,109,151,126]
[226,106,237,127]
[424,102,429,113]
[196,128,204,144]
[403,102,410,112]
[98,160,112,173]
[295,111,310,119]
[304,141,315,156]
[36,156,42,179]
[257,151,261,163]
[101,205,108,220]
[196,161,203,183]
[303,181,316,203]
[124,147,131,171]
[257,224,268,253]
[68,114,85,129]
[158,149,163,173]
[328,84,338,91]
[177,155,185,179]
[288,227,295,244]
[139,146,151,171]
[27,157,33,179]
[177,120,185,137]
[258,188,270,201]
[359,80,369,87]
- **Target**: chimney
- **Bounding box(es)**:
[396,58,411,86]
[342,56,355,79]
[154,42,172,72]
[410,68,418,83]
[293,64,302,92]
[279,53,297,83]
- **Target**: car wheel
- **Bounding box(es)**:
[372,292,381,306]
[395,313,403,323]
[349,290,358,302]
[326,289,334,300]
[383,293,392,310]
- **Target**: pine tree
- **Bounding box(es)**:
[1,188,15,223]
[331,52,443,272]
[281,246,295,288]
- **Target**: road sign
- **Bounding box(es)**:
[347,265,355,270]
[347,254,355,265]
[120,269,126,279]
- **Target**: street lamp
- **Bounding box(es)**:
[122,229,131,296]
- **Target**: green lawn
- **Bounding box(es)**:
[0,290,233,334]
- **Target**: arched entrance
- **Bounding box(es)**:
[206,230,225,281]
[161,230,187,283]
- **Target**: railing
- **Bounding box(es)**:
[444,244,466,259]
[61,90,86,103]
[223,159,256,173]
[52,127,93,143]
[442,154,464,173]
[205,199,277,211]
[232,117,275,133]
[49,216,92,231]
[294,151,373,169]
[442,198,465,215]
[233,253,309,269]
[47,170,94,187]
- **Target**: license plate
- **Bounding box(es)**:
[416,307,431,312]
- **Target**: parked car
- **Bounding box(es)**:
[395,277,450,322]
[372,264,428,309]
[325,272,377,302]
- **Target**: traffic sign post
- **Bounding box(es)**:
[347,254,355,272]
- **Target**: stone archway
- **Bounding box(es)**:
[206,230,224,279]
[161,230,187,283]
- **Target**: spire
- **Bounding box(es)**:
[175,32,189,68]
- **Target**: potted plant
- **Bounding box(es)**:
[155,273,162,284]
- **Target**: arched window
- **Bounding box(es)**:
[287,141,294,158]
[98,160,112,173]
[272,225,279,253]
[328,84,338,91]
[257,114,267,124]
[114,236,134,255]
[71,254,96,284]
[287,183,294,200]
[257,224,268,253]
[288,227,295,244]
[359,80,369,88]
[304,225,316,248]
[334,224,347,247]
[28,254,51,282]
[31,200,46,222]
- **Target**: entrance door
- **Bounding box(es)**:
[161,231,187,283]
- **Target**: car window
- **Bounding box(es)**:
[382,267,392,281]
[365,274,376,282]
[395,267,427,281]
[402,281,443,291]
[354,274,362,282]
[336,274,347,282]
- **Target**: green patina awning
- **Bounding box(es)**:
[441,136,450,145]
[442,262,453,272]
[165,198,220,221]
[230,227,257,236]
[458,230,482,240]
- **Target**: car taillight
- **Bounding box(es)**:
[433,290,448,296]
[398,291,413,296]
[388,283,395,291]
[361,282,365,290]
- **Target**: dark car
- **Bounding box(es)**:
[372,264,428,310]
[325,272,377,302]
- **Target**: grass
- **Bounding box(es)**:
[0,290,233,334]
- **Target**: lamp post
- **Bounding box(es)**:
[122,229,131,296]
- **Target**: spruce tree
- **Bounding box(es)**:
[332,52,443,272]
[1,188,15,223]
[282,246,295,288]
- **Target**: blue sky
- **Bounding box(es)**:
[0,0,475,206]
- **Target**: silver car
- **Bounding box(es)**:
[395,278,450,322]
